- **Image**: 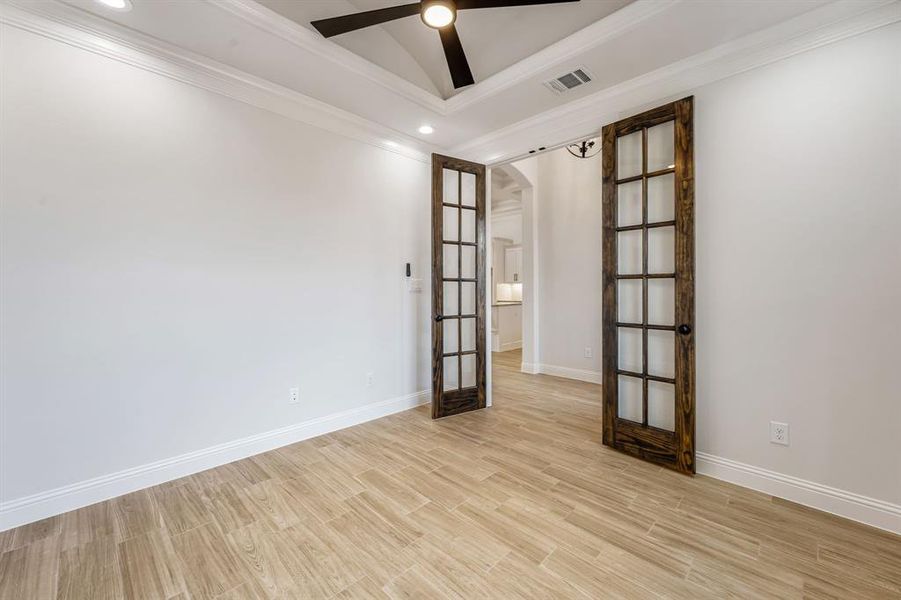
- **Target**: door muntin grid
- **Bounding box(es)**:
[441,168,478,392]
[614,121,677,432]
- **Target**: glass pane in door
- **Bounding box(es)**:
[461,209,476,243]
[647,121,674,172]
[461,354,476,388]
[647,330,675,379]
[443,244,458,278]
[461,282,476,315]
[648,381,675,431]
[648,226,675,274]
[647,174,675,222]
[461,245,476,279]
[461,172,476,207]
[443,319,458,354]
[617,230,642,274]
[443,282,458,316]
[617,131,642,179]
[443,206,459,241]
[617,280,642,323]
[461,318,476,352]
[647,279,674,326]
[443,356,458,391]
[618,327,642,372]
[618,375,643,422]
[443,169,459,204]
[617,181,642,226]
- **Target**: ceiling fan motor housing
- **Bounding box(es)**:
[421,0,457,29]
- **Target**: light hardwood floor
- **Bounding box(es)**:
[1,349,899,599]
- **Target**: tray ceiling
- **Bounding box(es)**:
[255,0,632,99]
[18,0,888,163]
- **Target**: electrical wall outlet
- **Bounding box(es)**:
[584,347,593,358]
[366,372,374,387]
[770,421,789,446]
[289,387,299,404]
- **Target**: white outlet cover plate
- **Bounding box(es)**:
[770,421,789,445]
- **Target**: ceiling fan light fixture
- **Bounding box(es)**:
[421,0,456,29]
[95,0,132,11]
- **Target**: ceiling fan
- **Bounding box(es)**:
[311,0,580,89]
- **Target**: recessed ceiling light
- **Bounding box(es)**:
[418,125,434,135]
[421,0,455,29]
[96,0,133,11]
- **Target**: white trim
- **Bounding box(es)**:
[491,204,523,218]
[210,0,447,113]
[497,341,522,352]
[0,1,436,164]
[697,452,901,535]
[442,0,675,113]
[453,0,901,159]
[0,391,430,532]
[520,362,540,375]
[485,167,493,409]
[210,0,675,115]
[535,363,603,385]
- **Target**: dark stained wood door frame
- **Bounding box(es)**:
[601,97,696,474]
[431,153,487,419]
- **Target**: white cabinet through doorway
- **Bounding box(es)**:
[504,245,523,283]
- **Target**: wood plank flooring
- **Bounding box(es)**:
[1,349,899,599]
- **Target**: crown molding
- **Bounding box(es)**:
[208,0,677,117]
[492,204,523,218]
[457,0,901,162]
[210,0,448,114]
[0,0,438,163]
[443,0,676,113]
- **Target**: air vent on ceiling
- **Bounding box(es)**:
[544,67,593,95]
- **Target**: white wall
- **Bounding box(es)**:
[491,211,522,245]
[0,25,431,514]
[524,23,900,516]
[532,148,603,380]
[509,23,900,523]
[503,159,538,371]
[693,22,901,506]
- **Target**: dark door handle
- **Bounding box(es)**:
[678,324,692,335]
[435,315,445,322]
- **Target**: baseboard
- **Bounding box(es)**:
[697,452,901,535]
[520,362,539,374]
[0,390,430,532]
[6,390,896,537]
[497,341,522,352]
[535,363,603,384]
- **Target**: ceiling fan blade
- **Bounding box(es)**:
[438,24,475,89]
[311,3,421,38]
[456,0,579,9]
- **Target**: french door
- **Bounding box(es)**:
[431,154,487,419]
[601,97,696,473]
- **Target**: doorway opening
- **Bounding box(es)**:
[489,165,527,375]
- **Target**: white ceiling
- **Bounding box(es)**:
[490,166,522,209]
[256,0,631,99]
[16,0,893,164]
